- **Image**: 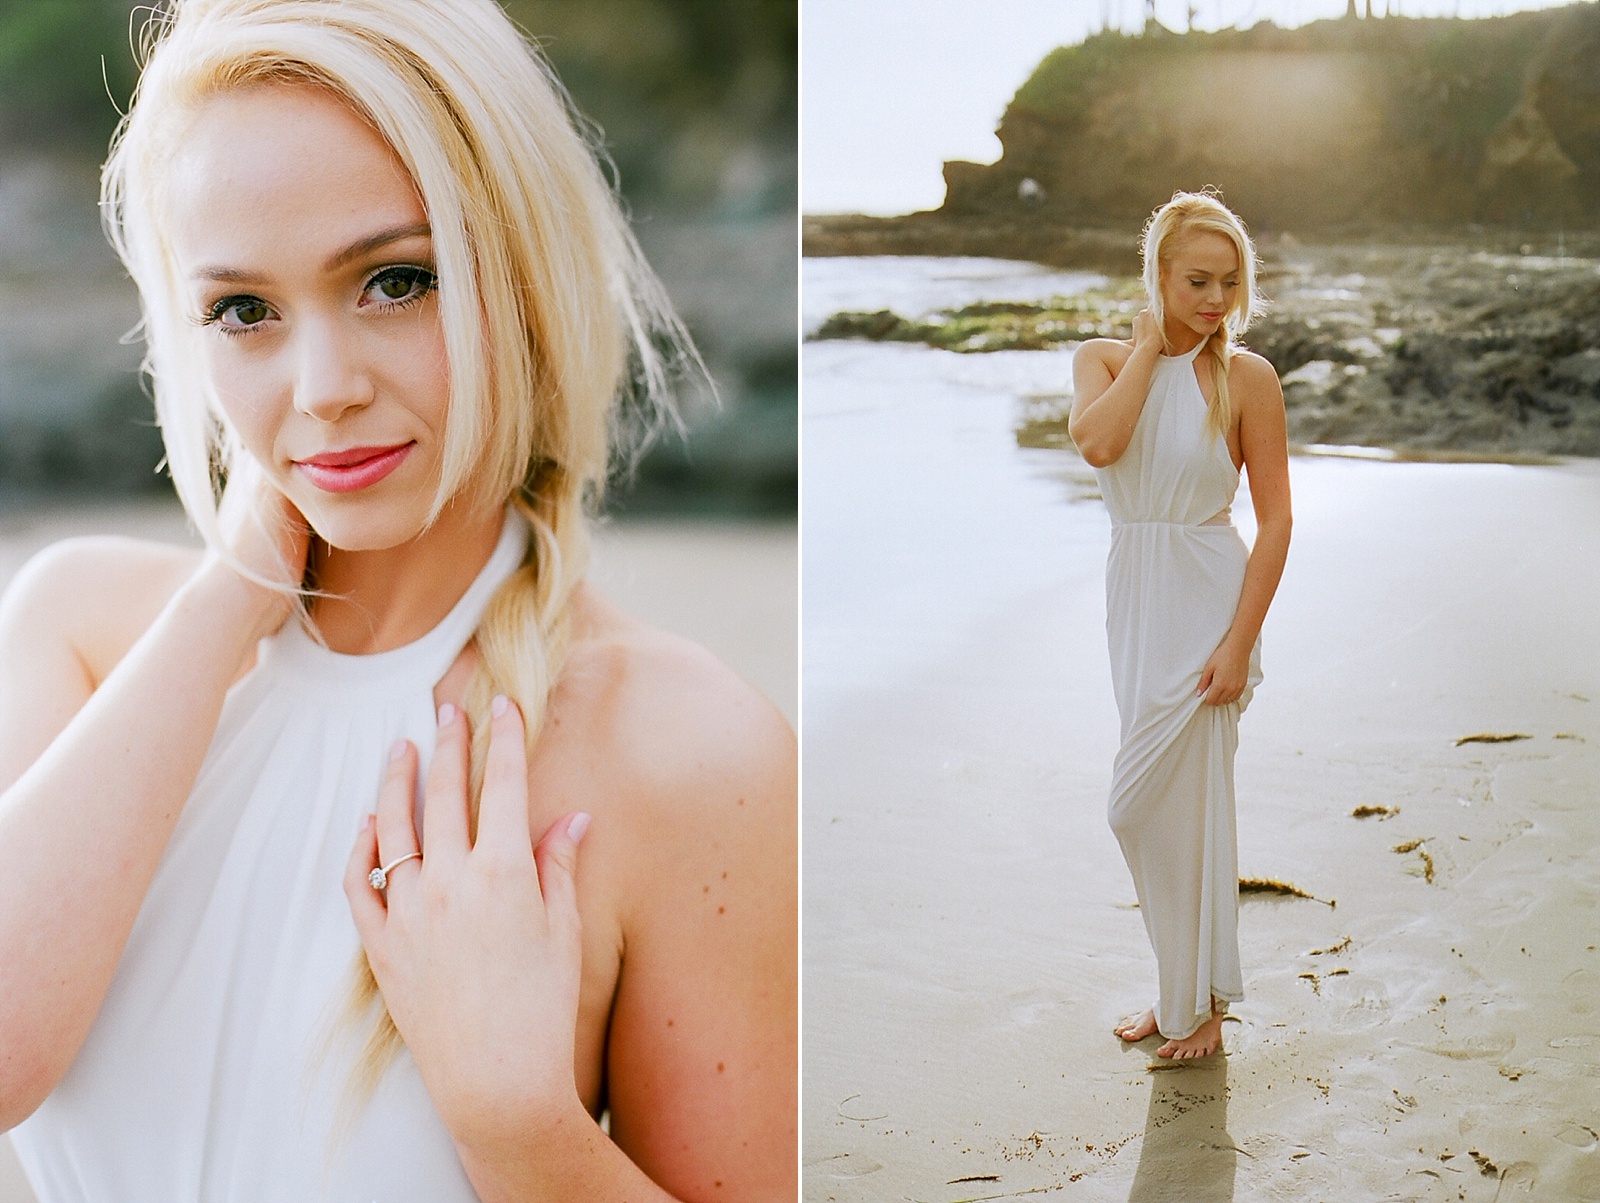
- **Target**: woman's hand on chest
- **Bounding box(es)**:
[344,695,593,1149]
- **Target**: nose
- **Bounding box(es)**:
[291,316,373,423]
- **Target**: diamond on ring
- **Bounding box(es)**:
[369,851,421,891]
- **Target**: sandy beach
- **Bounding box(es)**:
[803,335,1600,1200]
[0,499,795,1202]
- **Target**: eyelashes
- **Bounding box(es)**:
[361,265,437,308]
[197,264,439,336]
[201,294,272,332]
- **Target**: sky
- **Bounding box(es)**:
[801,0,1585,215]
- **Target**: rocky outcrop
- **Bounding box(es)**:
[938,4,1600,230]
[807,235,1600,458]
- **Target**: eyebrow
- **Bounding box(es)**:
[191,222,433,284]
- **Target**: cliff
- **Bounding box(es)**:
[939,3,1600,230]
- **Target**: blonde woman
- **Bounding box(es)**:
[1068,191,1291,1061]
[0,1,795,1199]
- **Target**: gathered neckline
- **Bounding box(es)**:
[252,509,528,696]
[1160,338,1208,363]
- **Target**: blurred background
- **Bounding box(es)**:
[0,0,796,730]
[0,0,796,515]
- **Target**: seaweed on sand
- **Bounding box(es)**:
[1392,839,1437,883]
[1239,877,1335,907]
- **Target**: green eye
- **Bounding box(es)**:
[204,294,274,331]
[364,266,437,307]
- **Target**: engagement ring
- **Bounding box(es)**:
[369,851,422,891]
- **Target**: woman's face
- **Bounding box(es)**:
[167,84,451,551]
[1159,229,1240,341]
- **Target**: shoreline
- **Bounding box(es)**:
[805,243,1600,459]
[802,212,1600,268]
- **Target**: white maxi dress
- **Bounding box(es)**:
[9,512,528,1202]
[1094,339,1261,1041]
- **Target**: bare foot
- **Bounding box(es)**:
[1114,1008,1159,1042]
[1157,1010,1224,1060]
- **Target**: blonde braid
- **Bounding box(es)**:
[337,481,586,1106]
[1206,326,1234,440]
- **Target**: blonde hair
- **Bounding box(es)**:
[101,0,693,1103]
[1140,190,1260,438]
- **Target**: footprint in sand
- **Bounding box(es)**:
[1555,1123,1599,1151]
[1560,968,1599,1016]
[809,1151,884,1180]
[1546,1033,1600,1065]
[1214,1011,1257,1053]
[1007,988,1060,1026]
[1492,1161,1537,1200]
[1477,889,1538,929]
[1417,1031,1517,1061]
[1332,985,1391,1034]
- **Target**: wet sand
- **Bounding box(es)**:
[803,340,1600,1200]
[0,498,795,1202]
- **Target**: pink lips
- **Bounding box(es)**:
[294,442,413,493]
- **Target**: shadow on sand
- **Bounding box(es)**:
[1127,1055,1237,1203]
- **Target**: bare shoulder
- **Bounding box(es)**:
[0,535,201,687]
[0,535,201,791]
[1075,337,1134,373]
[555,585,795,855]
[1228,348,1282,392]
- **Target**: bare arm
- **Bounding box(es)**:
[1067,309,1164,467]
[600,680,797,1202]
[0,489,302,1126]
[1198,353,1293,704]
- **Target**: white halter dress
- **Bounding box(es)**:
[1094,340,1261,1041]
[10,512,528,1202]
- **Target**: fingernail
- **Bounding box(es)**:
[359,812,374,835]
[567,812,592,845]
[491,693,509,718]
[389,738,407,762]
[437,702,457,727]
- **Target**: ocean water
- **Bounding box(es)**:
[803,255,1140,716]
[802,254,1103,333]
